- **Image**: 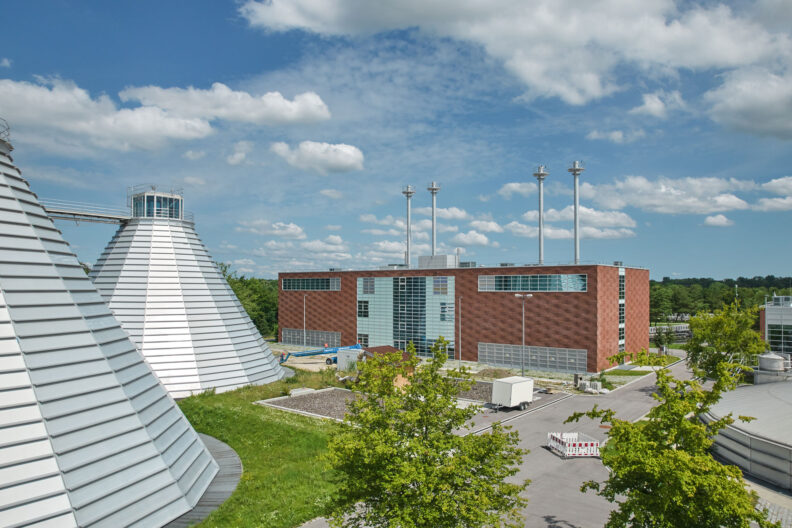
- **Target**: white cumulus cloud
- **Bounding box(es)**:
[240,0,788,106]
[415,206,469,220]
[586,129,646,144]
[451,230,498,247]
[237,219,307,239]
[183,149,206,160]
[469,220,503,233]
[0,58,11,68]
[705,68,792,140]
[629,90,686,119]
[703,214,734,226]
[320,188,343,199]
[271,140,364,174]
[754,196,792,211]
[581,175,754,214]
[497,182,536,199]
[120,82,330,124]
[522,206,636,228]
[762,176,792,195]
[0,77,212,152]
[227,141,253,165]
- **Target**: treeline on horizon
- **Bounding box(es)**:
[651,275,792,323]
[216,265,792,337]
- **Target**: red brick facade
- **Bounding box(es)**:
[278,264,649,373]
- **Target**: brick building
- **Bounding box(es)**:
[278,263,648,373]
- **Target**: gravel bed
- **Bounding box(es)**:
[456,380,493,402]
[265,388,360,421]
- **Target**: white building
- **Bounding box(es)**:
[90,186,286,398]
[0,134,218,527]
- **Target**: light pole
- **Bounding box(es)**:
[303,294,307,347]
[515,294,533,376]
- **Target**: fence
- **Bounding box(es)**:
[547,432,600,458]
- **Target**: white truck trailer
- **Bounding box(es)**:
[491,376,534,411]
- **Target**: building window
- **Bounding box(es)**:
[619,327,625,341]
[357,334,369,347]
[478,274,587,292]
[358,300,369,318]
[440,302,448,321]
[619,275,625,300]
[282,277,341,291]
[433,276,448,295]
[619,304,625,324]
[362,277,375,294]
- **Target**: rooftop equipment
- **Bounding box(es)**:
[402,185,415,268]
[427,181,440,256]
[568,161,585,264]
[533,165,549,265]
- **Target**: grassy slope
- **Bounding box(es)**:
[178,370,341,528]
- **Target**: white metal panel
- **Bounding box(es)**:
[0,145,218,527]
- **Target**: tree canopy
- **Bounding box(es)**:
[325,340,529,528]
[686,302,767,379]
[217,262,278,337]
[566,365,776,528]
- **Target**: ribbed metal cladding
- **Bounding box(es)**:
[0,138,218,528]
[90,214,285,399]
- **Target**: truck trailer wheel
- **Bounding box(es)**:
[520,402,528,411]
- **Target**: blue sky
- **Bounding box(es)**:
[2,1,791,280]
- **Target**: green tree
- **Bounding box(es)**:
[216,261,279,338]
[566,365,777,528]
[649,285,672,324]
[686,302,767,379]
[325,339,529,528]
[651,326,674,351]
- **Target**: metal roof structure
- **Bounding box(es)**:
[705,381,792,490]
[0,137,218,527]
[89,188,286,398]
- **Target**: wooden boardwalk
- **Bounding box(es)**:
[164,433,243,528]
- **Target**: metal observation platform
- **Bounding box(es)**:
[39,184,194,224]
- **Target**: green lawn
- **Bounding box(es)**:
[178,369,342,528]
[605,369,652,377]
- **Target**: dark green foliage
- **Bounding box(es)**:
[651,275,792,319]
[326,339,529,528]
[566,365,778,528]
[217,261,279,337]
[178,369,344,528]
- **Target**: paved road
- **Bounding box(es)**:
[301,360,690,528]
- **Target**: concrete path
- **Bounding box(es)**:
[164,433,243,528]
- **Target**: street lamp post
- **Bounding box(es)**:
[303,294,307,347]
[515,294,533,376]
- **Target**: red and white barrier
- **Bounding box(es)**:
[547,432,600,458]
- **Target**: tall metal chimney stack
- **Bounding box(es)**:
[402,185,415,267]
[533,165,549,265]
[568,161,585,264]
[427,181,440,256]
